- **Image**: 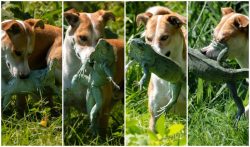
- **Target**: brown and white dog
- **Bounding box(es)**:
[136,6,187,133]
[63,9,124,135]
[200,7,249,115]
[1,19,62,114]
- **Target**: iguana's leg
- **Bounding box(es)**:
[89,86,103,134]
[217,48,228,66]
[139,63,150,90]
[227,82,245,127]
[125,60,135,71]
[103,62,120,89]
[159,82,182,113]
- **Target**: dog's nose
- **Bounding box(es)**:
[19,73,29,79]
[200,48,207,55]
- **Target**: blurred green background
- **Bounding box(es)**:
[126,1,187,146]
[64,1,124,38]
[1,1,62,27]
[63,1,124,146]
[1,1,62,146]
[188,1,249,146]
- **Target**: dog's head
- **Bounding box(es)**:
[137,11,186,59]
[201,7,249,60]
[64,9,115,62]
[1,19,44,79]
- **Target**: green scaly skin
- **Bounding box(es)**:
[189,48,248,127]
[188,48,248,82]
[2,59,59,110]
[127,38,185,115]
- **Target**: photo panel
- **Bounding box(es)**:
[188,1,249,145]
[63,1,124,145]
[1,1,62,145]
[126,1,187,146]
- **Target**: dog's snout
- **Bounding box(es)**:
[165,51,171,57]
[6,62,10,68]
[76,53,80,58]
[200,47,209,55]
[19,73,29,79]
[200,49,207,55]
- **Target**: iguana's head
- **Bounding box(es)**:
[128,38,156,63]
[90,39,115,64]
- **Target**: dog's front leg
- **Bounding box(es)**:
[148,87,162,133]
[16,94,28,116]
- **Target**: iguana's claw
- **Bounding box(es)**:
[108,77,120,90]
[139,79,144,91]
[233,109,245,128]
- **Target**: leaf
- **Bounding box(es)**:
[156,115,165,136]
[167,124,184,136]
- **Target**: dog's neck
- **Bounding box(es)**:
[168,29,186,72]
[235,40,249,68]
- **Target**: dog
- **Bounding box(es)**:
[200,7,249,116]
[63,9,124,135]
[1,19,62,114]
[136,6,187,133]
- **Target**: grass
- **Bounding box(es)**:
[126,64,186,146]
[63,101,124,145]
[2,97,62,145]
[126,2,187,145]
[188,1,249,145]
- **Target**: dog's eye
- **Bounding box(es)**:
[160,35,169,41]
[14,50,22,56]
[146,37,152,42]
[79,35,88,42]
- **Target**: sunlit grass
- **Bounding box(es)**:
[1,98,62,145]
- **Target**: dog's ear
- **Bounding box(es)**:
[2,20,22,37]
[221,7,235,16]
[136,12,153,26]
[25,19,44,29]
[64,9,80,27]
[167,14,186,28]
[234,15,249,31]
[96,10,115,23]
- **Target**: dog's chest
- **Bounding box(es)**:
[150,73,186,101]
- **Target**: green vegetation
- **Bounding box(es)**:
[188,1,249,145]
[126,2,186,146]
[1,1,62,145]
[63,1,124,145]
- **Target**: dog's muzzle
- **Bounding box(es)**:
[200,40,228,59]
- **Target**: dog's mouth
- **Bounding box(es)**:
[165,51,171,57]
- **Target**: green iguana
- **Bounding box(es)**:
[127,38,185,115]
[189,48,248,82]
[71,39,119,134]
[188,48,248,126]
[2,59,59,110]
